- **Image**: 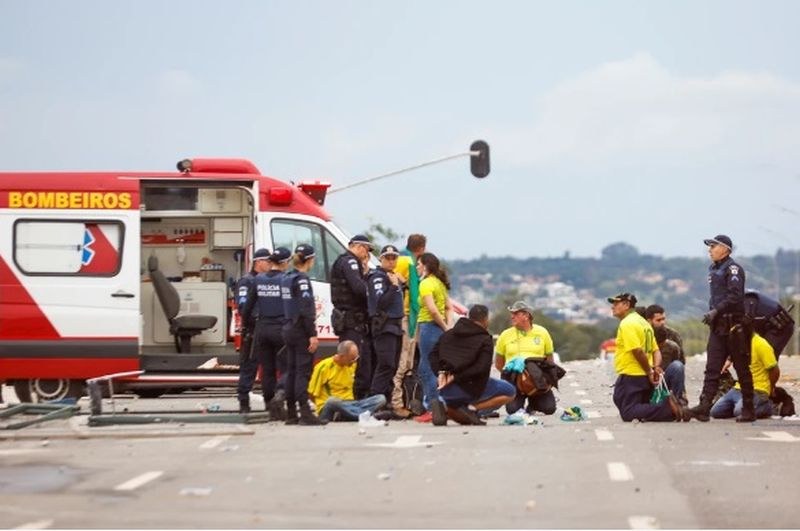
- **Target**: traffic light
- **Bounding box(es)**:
[470,140,490,178]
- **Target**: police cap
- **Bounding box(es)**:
[349,234,375,249]
[379,245,400,258]
[703,234,733,251]
[295,244,316,260]
[253,248,271,261]
[269,246,292,263]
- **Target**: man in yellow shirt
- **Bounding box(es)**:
[710,333,780,419]
[307,340,386,422]
[494,301,557,415]
[609,292,690,422]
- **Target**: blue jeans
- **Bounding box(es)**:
[318,395,387,422]
[710,389,773,419]
[663,360,685,399]
[439,378,516,410]
[417,322,444,409]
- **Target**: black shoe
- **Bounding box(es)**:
[268,399,286,421]
[238,400,251,414]
[479,411,500,419]
[298,404,327,426]
[668,394,692,422]
[447,405,487,426]
[373,410,395,422]
[736,403,756,423]
[285,416,299,426]
[689,401,711,422]
[431,400,448,426]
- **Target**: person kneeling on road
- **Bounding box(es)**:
[609,292,691,422]
[711,332,780,420]
[308,340,387,422]
[429,304,516,426]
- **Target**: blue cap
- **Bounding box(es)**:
[295,244,316,260]
[270,246,292,263]
[703,234,733,251]
[253,248,271,261]
[349,234,374,249]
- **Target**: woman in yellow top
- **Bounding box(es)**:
[494,301,557,415]
[414,252,452,425]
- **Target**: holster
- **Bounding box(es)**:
[769,308,794,331]
[331,308,346,335]
[371,311,389,333]
[726,322,753,359]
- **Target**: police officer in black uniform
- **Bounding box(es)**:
[239,247,290,417]
[281,244,324,426]
[744,289,795,359]
[265,247,293,419]
[235,248,271,413]
[691,234,756,422]
[330,234,373,399]
[367,245,405,404]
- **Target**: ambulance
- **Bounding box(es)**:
[0,158,360,402]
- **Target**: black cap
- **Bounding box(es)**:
[607,292,638,306]
[379,245,400,258]
[349,234,374,249]
[253,248,271,261]
[703,234,733,251]
[295,244,315,260]
[269,246,291,263]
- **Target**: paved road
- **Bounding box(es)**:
[1,356,800,529]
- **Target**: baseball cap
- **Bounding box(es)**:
[294,244,315,260]
[703,234,733,251]
[607,292,638,306]
[269,246,291,263]
[253,248,271,261]
[380,244,400,258]
[507,301,534,315]
[349,234,374,249]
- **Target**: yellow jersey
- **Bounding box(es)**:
[307,356,356,412]
[395,254,414,315]
[735,333,778,395]
[418,275,447,323]
[495,324,554,362]
[614,311,656,376]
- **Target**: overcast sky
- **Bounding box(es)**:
[2,1,799,261]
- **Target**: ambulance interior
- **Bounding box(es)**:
[139,184,253,369]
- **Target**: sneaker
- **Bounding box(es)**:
[358,411,387,427]
[414,411,433,423]
[431,400,448,426]
[560,406,584,421]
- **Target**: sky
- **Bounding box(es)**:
[2,1,800,261]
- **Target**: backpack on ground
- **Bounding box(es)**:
[401,370,424,416]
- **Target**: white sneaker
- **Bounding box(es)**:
[358,411,387,427]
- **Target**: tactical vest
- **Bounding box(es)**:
[330,253,359,309]
[368,268,404,318]
[255,271,285,319]
[281,271,301,321]
[708,257,744,314]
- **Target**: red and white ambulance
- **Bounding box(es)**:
[0,158,356,401]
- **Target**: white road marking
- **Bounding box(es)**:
[575,390,587,396]
[367,435,441,449]
[0,449,49,456]
[13,520,54,530]
[114,470,164,491]
[199,435,231,450]
[580,399,593,405]
[607,462,634,481]
[569,382,580,387]
[747,431,800,442]
[595,429,614,441]
[628,515,659,529]
[586,410,601,418]
[687,460,760,467]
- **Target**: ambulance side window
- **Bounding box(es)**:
[270,219,345,282]
[14,220,124,276]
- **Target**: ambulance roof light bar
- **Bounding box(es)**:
[176,158,261,175]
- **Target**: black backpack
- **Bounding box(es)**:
[401,370,424,416]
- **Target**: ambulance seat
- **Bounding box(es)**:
[148,256,218,353]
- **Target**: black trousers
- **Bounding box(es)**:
[370,332,402,402]
[341,327,374,400]
[282,327,313,406]
[613,374,673,422]
[236,328,256,402]
[505,389,556,415]
[236,320,285,403]
[701,330,754,403]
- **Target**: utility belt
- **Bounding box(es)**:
[371,311,402,332]
[257,315,284,324]
[331,308,367,334]
[713,313,751,337]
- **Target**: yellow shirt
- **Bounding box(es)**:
[735,333,778,395]
[417,275,447,323]
[495,324,554,362]
[307,356,356,412]
[614,311,656,376]
[395,255,414,315]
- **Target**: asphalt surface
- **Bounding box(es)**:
[1,355,800,529]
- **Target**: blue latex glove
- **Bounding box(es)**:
[503,357,525,374]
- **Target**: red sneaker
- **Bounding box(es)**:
[414,411,433,423]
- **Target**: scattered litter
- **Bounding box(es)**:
[208,404,221,413]
[560,406,585,422]
[40,440,49,447]
[358,428,367,435]
[377,472,391,481]
[219,445,240,452]
[358,411,387,427]
[525,500,537,511]
[503,412,540,425]
[180,487,213,497]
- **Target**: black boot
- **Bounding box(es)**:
[689,397,712,422]
[285,401,299,425]
[268,396,287,421]
[298,401,327,426]
[736,397,756,423]
[238,399,251,414]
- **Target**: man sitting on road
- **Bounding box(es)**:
[609,292,690,422]
[429,304,516,425]
[307,340,386,422]
[711,332,780,420]
[653,327,688,405]
[646,304,685,365]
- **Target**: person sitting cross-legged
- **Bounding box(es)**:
[307,340,386,422]
[430,304,516,425]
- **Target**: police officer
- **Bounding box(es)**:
[265,247,293,419]
[281,244,324,426]
[235,248,271,413]
[744,289,795,359]
[238,247,291,417]
[330,234,373,399]
[367,245,405,404]
[690,234,756,422]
